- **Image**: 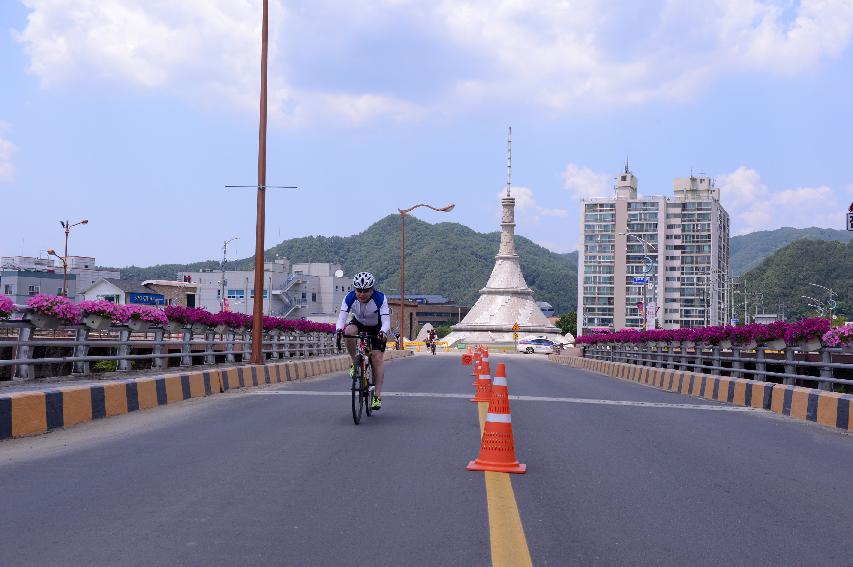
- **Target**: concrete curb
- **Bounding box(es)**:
[548,354,853,433]
[0,351,413,440]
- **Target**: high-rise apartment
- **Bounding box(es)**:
[577,165,729,335]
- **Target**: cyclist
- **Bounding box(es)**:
[335,272,390,411]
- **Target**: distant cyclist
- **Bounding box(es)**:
[427,328,437,355]
[335,272,390,411]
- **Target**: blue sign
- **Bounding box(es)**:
[632,277,649,284]
[731,318,739,325]
[128,292,165,305]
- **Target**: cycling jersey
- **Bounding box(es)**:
[335,290,391,334]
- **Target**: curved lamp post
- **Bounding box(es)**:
[398,203,454,347]
[48,218,89,296]
[619,231,657,330]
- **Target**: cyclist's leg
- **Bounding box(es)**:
[370,349,385,398]
[343,323,359,365]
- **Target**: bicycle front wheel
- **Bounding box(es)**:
[364,361,374,417]
[351,359,364,425]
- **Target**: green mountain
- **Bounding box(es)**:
[739,239,853,321]
[730,227,853,276]
[108,215,579,314]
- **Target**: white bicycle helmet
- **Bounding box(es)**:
[352,271,376,289]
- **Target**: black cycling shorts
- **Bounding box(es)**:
[349,320,386,353]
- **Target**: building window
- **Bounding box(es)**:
[301,292,307,300]
[311,292,317,302]
[4,284,13,295]
[28,285,40,296]
[249,289,268,299]
[227,289,245,299]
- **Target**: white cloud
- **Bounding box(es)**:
[0,124,15,183]
[499,186,568,226]
[718,166,851,234]
[13,1,853,122]
[562,163,612,200]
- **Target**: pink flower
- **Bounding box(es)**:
[0,294,14,319]
[27,294,82,324]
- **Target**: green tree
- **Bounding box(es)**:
[555,312,576,336]
[434,325,452,338]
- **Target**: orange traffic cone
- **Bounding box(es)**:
[470,360,491,402]
[467,362,526,474]
[471,351,481,379]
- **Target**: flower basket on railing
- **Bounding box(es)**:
[124,304,168,332]
[822,325,853,353]
[78,300,126,330]
[0,294,14,319]
[726,325,757,351]
[784,318,830,352]
[26,294,82,329]
[164,306,214,334]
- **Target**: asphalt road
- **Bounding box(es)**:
[1,353,852,566]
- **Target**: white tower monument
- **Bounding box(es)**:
[443,128,563,345]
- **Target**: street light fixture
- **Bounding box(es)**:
[398,203,455,346]
[619,232,657,330]
[808,282,836,324]
[50,218,89,296]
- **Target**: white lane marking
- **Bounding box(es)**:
[239,390,760,412]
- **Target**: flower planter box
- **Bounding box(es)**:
[191,324,210,334]
[844,342,853,354]
[681,341,695,349]
[83,313,113,331]
[167,320,186,333]
[718,340,732,350]
[215,324,231,335]
[127,319,150,332]
[763,339,786,350]
[733,341,757,351]
[793,339,822,352]
[27,311,62,330]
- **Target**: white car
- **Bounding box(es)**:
[516,337,562,354]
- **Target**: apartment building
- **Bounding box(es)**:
[577,166,729,335]
[0,255,118,302]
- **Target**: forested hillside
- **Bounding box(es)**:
[739,239,853,321]
[108,215,579,314]
[730,227,853,275]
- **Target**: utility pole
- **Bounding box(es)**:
[220,237,238,310]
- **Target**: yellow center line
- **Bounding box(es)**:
[477,402,533,567]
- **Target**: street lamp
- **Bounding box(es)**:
[619,232,657,330]
[398,203,455,346]
[220,237,239,310]
[808,282,836,324]
[50,218,89,296]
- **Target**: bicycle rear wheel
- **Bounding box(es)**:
[351,357,364,424]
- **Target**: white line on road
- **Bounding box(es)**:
[239,390,761,412]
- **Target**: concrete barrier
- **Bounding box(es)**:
[548,354,852,433]
[0,350,413,440]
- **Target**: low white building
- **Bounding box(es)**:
[80,278,165,305]
[179,260,351,322]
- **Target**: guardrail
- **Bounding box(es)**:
[581,343,853,392]
[0,319,335,381]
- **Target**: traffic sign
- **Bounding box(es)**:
[632,277,649,284]
[847,212,853,231]
[512,332,519,341]
[731,318,739,325]
[512,322,520,331]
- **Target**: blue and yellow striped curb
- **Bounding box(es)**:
[0,351,412,440]
[548,354,853,432]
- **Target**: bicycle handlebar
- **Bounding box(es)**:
[337,331,385,351]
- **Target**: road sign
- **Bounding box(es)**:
[847,212,853,231]
[731,318,739,325]
[632,277,649,284]
[512,322,520,331]
[513,332,519,341]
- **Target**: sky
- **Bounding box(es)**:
[1,0,853,268]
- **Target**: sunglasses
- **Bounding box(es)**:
[355,288,372,293]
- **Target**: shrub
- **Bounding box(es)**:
[0,294,14,319]
[27,294,82,324]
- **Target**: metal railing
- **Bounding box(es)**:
[581,343,853,392]
[0,320,336,381]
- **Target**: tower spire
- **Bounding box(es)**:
[506,126,512,197]
[625,156,629,174]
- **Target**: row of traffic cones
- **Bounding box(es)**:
[463,348,526,474]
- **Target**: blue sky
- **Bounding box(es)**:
[2,0,852,267]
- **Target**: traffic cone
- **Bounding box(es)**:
[470,360,491,402]
[471,351,481,379]
[467,362,526,474]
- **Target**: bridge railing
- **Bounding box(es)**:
[581,343,853,392]
[0,319,336,381]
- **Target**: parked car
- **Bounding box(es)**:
[516,337,562,354]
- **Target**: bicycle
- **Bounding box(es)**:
[338,332,376,425]
[429,339,437,355]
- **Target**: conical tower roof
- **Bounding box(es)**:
[444,129,561,345]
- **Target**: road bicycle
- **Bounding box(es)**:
[338,332,376,425]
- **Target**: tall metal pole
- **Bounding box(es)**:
[399,212,406,344]
[251,0,269,365]
[62,221,70,296]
